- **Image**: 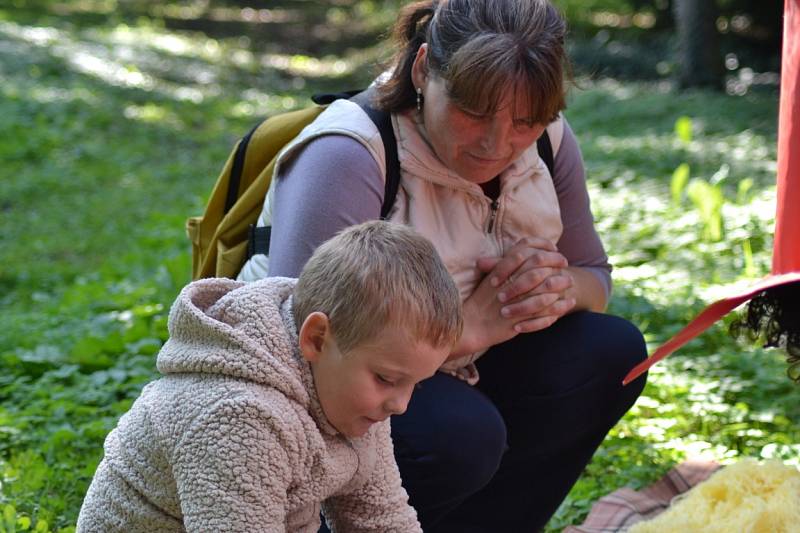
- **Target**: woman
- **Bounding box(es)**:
[240,0,647,530]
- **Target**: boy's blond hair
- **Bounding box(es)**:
[293,221,463,353]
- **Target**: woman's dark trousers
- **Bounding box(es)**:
[391,311,648,532]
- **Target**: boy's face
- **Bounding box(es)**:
[300,313,450,438]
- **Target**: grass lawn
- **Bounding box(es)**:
[0,3,795,532]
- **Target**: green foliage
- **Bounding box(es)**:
[670,163,690,205]
[0,503,57,533]
[0,3,789,532]
[555,0,781,80]
[686,178,725,241]
[675,115,693,143]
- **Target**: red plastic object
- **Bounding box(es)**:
[623,0,800,384]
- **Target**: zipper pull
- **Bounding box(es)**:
[487,200,498,233]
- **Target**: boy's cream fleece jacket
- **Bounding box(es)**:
[76,277,420,533]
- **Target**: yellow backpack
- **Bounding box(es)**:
[186,91,400,280]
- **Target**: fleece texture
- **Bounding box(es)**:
[76,277,420,533]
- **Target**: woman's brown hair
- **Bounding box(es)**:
[374,0,571,125]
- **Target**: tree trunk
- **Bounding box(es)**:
[673,0,723,88]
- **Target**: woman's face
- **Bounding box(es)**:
[411,44,547,184]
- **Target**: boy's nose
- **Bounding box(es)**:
[385,391,412,416]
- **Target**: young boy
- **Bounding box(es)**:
[76,221,462,533]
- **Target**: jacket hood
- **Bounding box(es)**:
[156,277,310,406]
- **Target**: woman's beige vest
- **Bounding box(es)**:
[241,100,564,381]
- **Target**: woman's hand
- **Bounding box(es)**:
[476,238,577,334]
[448,238,574,360]
[448,265,558,359]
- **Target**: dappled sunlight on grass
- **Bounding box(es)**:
[625,350,799,463]
[0,20,212,100]
[0,17,377,118]
[122,102,182,126]
[594,182,775,321]
[27,85,97,105]
[49,0,116,16]
[590,10,656,29]
[594,130,774,168]
[107,24,222,59]
[151,4,301,24]
[261,53,352,78]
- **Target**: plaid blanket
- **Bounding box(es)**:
[563,460,721,532]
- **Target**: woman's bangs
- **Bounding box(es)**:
[446,48,563,124]
[518,68,562,125]
[447,65,509,116]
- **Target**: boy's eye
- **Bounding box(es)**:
[375,374,394,385]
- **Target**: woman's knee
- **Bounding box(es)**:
[541,313,647,436]
[392,375,507,497]
[479,311,647,399]
[561,311,647,382]
[578,312,648,413]
[434,403,507,493]
[600,313,646,369]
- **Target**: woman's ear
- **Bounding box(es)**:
[410,43,429,91]
[298,312,330,363]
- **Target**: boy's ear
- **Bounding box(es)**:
[298,312,331,363]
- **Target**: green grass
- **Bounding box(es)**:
[0,5,793,532]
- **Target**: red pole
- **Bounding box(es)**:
[773,0,800,274]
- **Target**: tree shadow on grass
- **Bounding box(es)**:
[565,80,778,194]
[0,9,383,287]
[3,0,396,56]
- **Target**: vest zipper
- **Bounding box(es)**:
[487,200,499,233]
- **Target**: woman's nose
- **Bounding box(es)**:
[480,118,509,152]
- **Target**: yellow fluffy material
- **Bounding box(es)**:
[629,459,800,533]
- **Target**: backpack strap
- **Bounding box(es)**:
[247,223,271,261]
[536,131,555,177]
[332,91,400,219]
[245,91,400,259]
[225,123,261,214]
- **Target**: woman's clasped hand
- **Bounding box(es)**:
[456,238,576,356]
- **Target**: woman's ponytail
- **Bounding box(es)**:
[374,1,438,112]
